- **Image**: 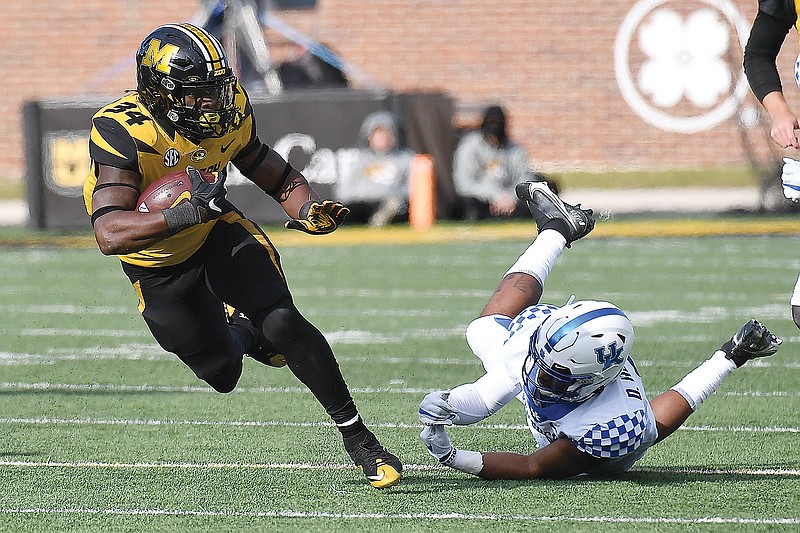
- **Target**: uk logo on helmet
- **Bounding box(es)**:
[595,342,625,370]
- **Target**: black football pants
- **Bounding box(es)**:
[121,215,358,425]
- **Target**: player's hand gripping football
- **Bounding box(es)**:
[285,200,349,235]
[186,165,227,221]
[162,166,227,234]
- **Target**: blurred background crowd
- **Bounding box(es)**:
[3,0,796,226]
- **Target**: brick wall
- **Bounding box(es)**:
[2,0,793,184]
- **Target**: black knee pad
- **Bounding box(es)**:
[190,355,242,393]
[257,304,310,346]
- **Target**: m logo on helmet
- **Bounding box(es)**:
[141,39,180,74]
[594,342,624,370]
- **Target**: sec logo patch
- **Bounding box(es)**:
[164,147,181,167]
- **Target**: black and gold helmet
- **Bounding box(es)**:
[136,23,239,139]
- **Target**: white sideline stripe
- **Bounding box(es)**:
[0,417,797,434]
[0,508,796,524]
[0,381,798,398]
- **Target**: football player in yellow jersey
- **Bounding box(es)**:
[83,23,402,489]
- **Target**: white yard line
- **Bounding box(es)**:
[0,416,797,434]
[0,460,797,478]
[0,381,798,398]
[0,507,796,525]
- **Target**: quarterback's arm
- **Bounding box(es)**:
[89,165,174,255]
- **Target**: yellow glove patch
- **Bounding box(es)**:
[285,200,350,235]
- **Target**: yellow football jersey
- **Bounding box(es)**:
[84,85,255,267]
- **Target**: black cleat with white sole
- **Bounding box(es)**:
[515,181,595,246]
[721,318,782,367]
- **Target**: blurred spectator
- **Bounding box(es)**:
[278,43,349,89]
[452,105,532,220]
[334,111,415,226]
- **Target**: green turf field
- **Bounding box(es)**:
[0,229,798,532]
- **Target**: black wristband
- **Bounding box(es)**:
[163,202,201,234]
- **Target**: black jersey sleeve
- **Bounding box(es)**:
[88,115,140,171]
[744,8,796,102]
[758,0,797,20]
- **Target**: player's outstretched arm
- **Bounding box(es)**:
[481,438,603,480]
[421,425,601,480]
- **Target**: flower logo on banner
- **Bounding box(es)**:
[615,0,751,133]
[638,8,730,108]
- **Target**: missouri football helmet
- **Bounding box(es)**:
[136,23,239,139]
[522,300,634,407]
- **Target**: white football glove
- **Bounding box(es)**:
[418,390,457,425]
[420,425,455,465]
[781,157,800,202]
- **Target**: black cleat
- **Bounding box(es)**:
[226,306,287,368]
[515,181,595,245]
[721,318,782,367]
[344,430,402,489]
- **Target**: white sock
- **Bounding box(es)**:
[503,229,566,287]
[791,273,800,306]
[670,351,736,411]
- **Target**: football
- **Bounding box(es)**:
[136,168,214,213]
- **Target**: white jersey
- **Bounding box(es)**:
[464,304,659,475]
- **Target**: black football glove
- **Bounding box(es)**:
[163,166,228,234]
[187,165,227,221]
[284,200,349,235]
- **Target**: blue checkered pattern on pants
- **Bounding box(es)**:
[575,409,647,458]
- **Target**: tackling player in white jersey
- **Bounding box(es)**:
[418,182,782,479]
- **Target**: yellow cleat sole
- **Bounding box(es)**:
[368,464,402,489]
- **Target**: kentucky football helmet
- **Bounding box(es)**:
[522,300,634,407]
[136,23,239,139]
